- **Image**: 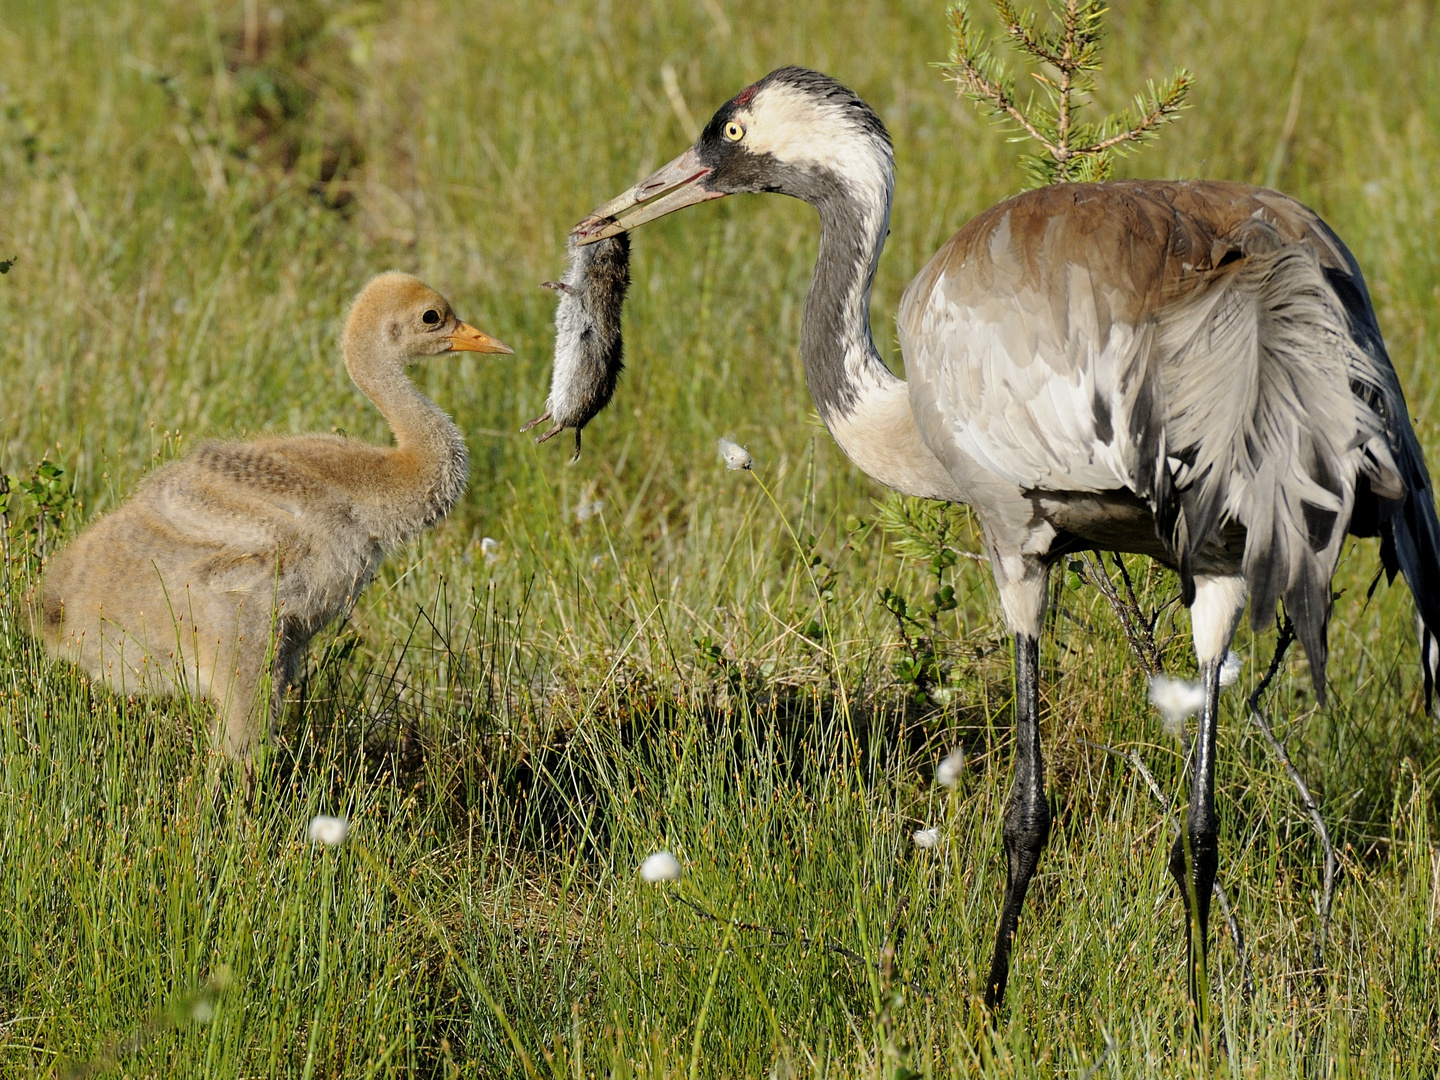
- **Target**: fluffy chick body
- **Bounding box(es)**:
[38,272,508,758]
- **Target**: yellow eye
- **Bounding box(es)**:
[723,120,745,142]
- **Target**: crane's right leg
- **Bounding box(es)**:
[983,553,1052,1011]
[984,630,1052,1009]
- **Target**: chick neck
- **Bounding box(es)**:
[342,325,469,532]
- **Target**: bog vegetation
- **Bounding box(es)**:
[1,0,1438,1076]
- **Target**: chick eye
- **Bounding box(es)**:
[422,309,440,325]
[723,120,745,142]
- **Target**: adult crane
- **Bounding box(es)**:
[571,66,1440,1013]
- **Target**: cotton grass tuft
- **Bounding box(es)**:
[718,437,753,471]
[913,827,942,849]
[639,850,681,882]
[936,748,966,788]
[1148,674,1204,737]
[308,815,349,847]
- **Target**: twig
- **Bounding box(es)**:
[1080,552,1162,675]
[672,895,931,999]
[1113,555,1149,633]
[1208,880,1252,1002]
[994,0,1066,67]
[949,63,1055,150]
[1245,618,1339,989]
[1084,95,1192,155]
[1079,738,1252,997]
[1077,1035,1116,1080]
[0,473,11,570]
[1246,618,1296,709]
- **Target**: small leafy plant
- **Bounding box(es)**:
[944,0,1192,186]
[875,498,977,703]
[2,460,78,565]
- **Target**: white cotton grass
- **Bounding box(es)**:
[718,437,753,471]
[1219,650,1242,688]
[1148,674,1205,737]
[307,814,349,847]
[639,850,682,883]
[935,748,966,789]
[480,536,501,567]
[912,827,942,850]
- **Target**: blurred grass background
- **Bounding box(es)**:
[1,0,1437,1075]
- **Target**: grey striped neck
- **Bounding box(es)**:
[798,165,899,424]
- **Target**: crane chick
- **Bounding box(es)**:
[37,273,512,761]
[522,232,630,461]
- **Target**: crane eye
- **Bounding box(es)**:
[422,309,440,325]
[723,120,745,142]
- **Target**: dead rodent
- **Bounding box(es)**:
[522,232,631,461]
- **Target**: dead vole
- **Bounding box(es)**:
[523,232,631,461]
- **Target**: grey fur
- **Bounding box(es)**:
[523,232,631,461]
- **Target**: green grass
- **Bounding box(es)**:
[2,0,1439,1075]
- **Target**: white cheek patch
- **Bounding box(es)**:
[742,84,893,211]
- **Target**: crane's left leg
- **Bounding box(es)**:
[1170,574,1245,1029]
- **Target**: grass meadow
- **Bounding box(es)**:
[2,0,1439,1075]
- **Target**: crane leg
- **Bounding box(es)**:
[1168,657,1223,1029]
[983,631,1052,1010]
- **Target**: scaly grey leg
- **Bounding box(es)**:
[984,632,1053,1010]
[1168,657,1223,1027]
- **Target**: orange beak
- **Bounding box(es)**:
[447,321,513,354]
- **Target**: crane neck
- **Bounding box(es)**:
[343,338,469,531]
[802,176,893,419]
[799,162,962,501]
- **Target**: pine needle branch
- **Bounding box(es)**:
[944,0,1191,186]
[946,6,1057,154]
[1085,72,1194,156]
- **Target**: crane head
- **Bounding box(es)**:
[572,66,893,244]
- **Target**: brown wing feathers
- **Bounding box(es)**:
[1128,185,1418,701]
[949,181,1434,702]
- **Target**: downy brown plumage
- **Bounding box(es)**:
[39,272,511,759]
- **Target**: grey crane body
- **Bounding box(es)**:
[524,232,631,461]
[901,180,1435,688]
[571,66,1440,1018]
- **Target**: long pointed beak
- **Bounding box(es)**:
[571,146,725,244]
[447,322,513,354]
